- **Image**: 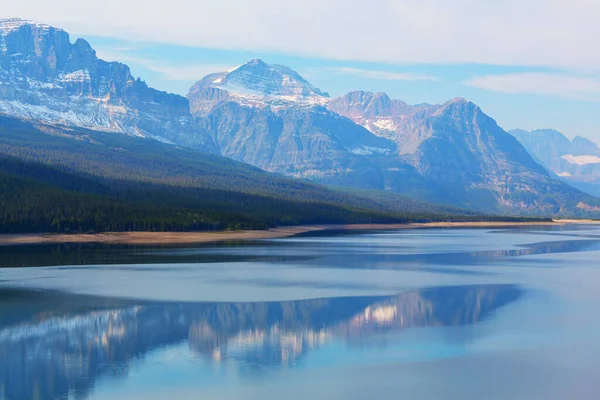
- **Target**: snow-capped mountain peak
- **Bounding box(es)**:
[0,19,215,151]
[219,58,326,99]
[0,18,57,34]
[187,59,329,115]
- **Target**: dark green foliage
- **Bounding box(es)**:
[0,163,416,233]
[0,117,549,233]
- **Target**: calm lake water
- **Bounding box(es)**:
[1,226,600,400]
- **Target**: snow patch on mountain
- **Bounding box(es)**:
[0,97,131,134]
[561,154,600,165]
[60,69,92,83]
[371,118,398,132]
[0,93,174,146]
[208,59,329,108]
[0,18,56,35]
[0,19,212,149]
[350,145,392,156]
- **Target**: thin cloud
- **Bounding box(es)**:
[142,63,232,81]
[4,0,600,71]
[464,73,600,101]
[94,49,232,81]
[325,67,437,82]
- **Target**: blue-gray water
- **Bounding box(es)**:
[1,226,600,399]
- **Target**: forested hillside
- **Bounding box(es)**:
[0,165,409,233]
[0,117,545,233]
[0,116,438,211]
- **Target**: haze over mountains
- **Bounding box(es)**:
[510,129,600,197]
[187,57,599,215]
[1,18,599,220]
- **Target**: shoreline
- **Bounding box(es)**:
[0,220,597,247]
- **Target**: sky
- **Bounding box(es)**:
[3,0,600,140]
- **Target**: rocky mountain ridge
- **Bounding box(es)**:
[510,128,600,196]
[188,61,590,214]
[188,58,329,117]
[0,18,214,150]
[1,19,599,216]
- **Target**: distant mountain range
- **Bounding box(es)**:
[1,18,599,219]
[510,129,600,197]
[188,58,599,215]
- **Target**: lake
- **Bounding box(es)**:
[1,226,600,400]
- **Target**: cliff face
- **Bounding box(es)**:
[510,128,600,197]
[1,19,598,215]
[0,18,214,150]
[328,92,591,213]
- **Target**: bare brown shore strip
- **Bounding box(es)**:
[0,220,598,246]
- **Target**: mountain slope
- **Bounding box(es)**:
[0,115,483,233]
[187,60,600,215]
[188,58,328,117]
[0,18,214,150]
[510,128,600,197]
[188,60,410,191]
[327,91,600,215]
[1,19,598,218]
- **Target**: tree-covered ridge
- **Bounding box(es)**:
[0,157,531,234]
[0,116,468,212]
[0,166,404,233]
[0,117,549,234]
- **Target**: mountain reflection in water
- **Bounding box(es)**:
[2,236,600,269]
[0,284,521,400]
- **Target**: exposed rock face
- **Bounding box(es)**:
[406,99,548,183]
[196,102,396,188]
[572,136,600,155]
[189,60,400,188]
[1,19,598,215]
[186,62,600,214]
[327,90,431,141]
[510,128,573,169]
[328,91,595,213]
[0,18,214,150]
[510,128,600,197]
[188,58,328,117]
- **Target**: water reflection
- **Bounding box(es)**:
[0,284,521,400]
[0,242,314,268]
[2,234,600,269]
[317,239,600,269]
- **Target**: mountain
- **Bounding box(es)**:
[0,115,486,233]
[0,18,214,150]
[327,90,432,140]
[328,92,600,214]
[189,61,599,215]
[1,19,598,218]
[509,129,574,169]
[189,63,463,206]
[189,60,410,191]
[188,58,328,117]
[510,129,600,197]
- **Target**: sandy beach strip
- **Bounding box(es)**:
[0,220,597,246]
[0,226,324,246]
[335,220,600,231]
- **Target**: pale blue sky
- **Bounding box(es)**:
[5,0,600,141]
[85,35,600,141]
